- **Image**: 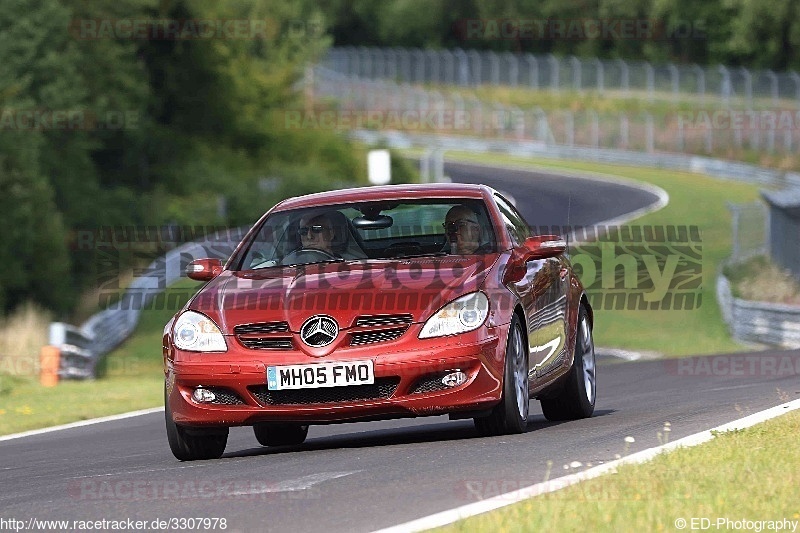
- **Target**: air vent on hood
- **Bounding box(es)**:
[235,321,293,350]
[234,322,290,335]
[354,314,413,327]
[350,327,407,346]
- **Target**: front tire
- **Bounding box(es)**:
[474,314,529,436]
[165,389,228,461]
[253,423,309,446]
[540,305,596,421]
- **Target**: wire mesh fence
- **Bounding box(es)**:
[727,202,769,264]
[324,47,800,108]
[309,65,800,157]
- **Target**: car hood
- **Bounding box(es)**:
[189,256,498,333]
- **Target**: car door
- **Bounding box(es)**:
[494,194,569,382]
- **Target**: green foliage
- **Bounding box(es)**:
[318,0,800,69]
[0,0,368,317]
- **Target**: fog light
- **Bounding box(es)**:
[192,387,216,403]
[441,371,467,388]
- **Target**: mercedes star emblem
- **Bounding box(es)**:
[300,315,339,347]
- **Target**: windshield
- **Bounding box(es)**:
[234,198,497,270]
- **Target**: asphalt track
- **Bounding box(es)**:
[442,161,661,228]
[2,162,795,532]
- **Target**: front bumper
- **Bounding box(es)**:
[166,325,508,427]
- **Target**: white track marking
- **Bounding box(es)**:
[373,399,800,533]
[0,407,164,442]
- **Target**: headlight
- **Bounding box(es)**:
[419,292,489,339]
[173,311,227,352]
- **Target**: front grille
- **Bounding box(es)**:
[204,387,246,405]
[249,377,400,405]
[234,322,289,335]
[350,327,407,346]
[354,314,413,327]
[409,375,450,395]
[235,321,293,350]
[239,338,294,350]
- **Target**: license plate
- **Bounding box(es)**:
[267,361,374,390]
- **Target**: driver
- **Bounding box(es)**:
[296,213,336,255]
[443,205,490,255]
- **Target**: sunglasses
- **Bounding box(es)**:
[443,219,479,235]
[297,225,329,236]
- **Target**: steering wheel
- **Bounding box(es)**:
[280,248,339,265]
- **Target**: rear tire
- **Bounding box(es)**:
[540,306,596,421]
[165,389,228,461]
[253,423,309,446]
[474,314,529,436]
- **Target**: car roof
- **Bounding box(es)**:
[272,183,496,211]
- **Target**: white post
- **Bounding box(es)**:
[741,67,752,107]
[565,110,574,146]
[766,70,779,105]
[570,56,581,92]
[506,52,519,86]
[620,114,629,149]
[618,59,629,96]
[644,62,655,102]
[433,149,444,183]
[488,51,500,85]
[595,59,604,95]
[718,65,731,107]
[526,54,539,89]
[669,64,679,102]
[549,54,559,92]
[693,64,705,100]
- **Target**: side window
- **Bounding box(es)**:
[494,194,530,246]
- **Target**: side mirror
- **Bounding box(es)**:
[503,235,566,284]
[523,235,566,260]
[186,258,223,281]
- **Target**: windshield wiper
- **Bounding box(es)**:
[389,251,449,259]
[283,257,346,267]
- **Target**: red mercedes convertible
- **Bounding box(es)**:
[163,183,595,460]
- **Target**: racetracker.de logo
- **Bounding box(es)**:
[69,18,276,40]
[454,18,707,41]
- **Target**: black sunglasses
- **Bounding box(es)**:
[444,219,479,235]
[297,225,328,236]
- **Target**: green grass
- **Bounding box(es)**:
[439,408,800,533]
[0,279,200,436]
[434,85,795,115]
[409,149,760,356]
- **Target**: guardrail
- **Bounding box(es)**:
[717,273,800,349]
[48,230,246,379]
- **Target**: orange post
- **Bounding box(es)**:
[39,345,60,387]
